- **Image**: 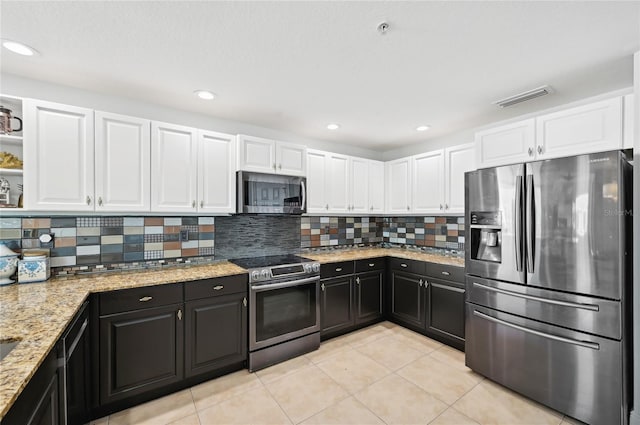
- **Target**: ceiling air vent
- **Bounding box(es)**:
[493,85,553,108]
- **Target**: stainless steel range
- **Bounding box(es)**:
[230,254,320,372]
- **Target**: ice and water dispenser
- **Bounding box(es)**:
[469,211,502,263]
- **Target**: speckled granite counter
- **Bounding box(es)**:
[302,247,465,268]
[0,261,246,419]
[0,248,463,419]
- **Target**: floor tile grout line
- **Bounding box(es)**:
[190,371,266,413]
[259,377,297,425]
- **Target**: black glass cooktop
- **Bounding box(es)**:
[229,254,310,269]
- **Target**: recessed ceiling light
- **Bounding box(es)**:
[194,90,215,100]
[1,40,37,56]
[416,125,431,132]
[327,123,340,130]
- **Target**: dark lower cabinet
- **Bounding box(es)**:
[426,279,465,350]
[99,304,184,405]
[354,271,383,325]
[185,292,247,378]
[320,275,355,337]
[389,270,426,330]
[3,345,59,425]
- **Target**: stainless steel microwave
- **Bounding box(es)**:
[236,171,306,214]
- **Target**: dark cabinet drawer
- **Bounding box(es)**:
[99,283,183,315]
[388,257,425,275]
[320,261,354,279]
[185,274,247,301]
[425,263,464,283]
[355,257,386,273]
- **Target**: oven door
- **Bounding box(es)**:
[249,276,320,351]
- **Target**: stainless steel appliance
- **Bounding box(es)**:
[237,171,306,214]
[230,254,320,371]
[465,150,633,425]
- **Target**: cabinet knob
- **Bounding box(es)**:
[213,285,224,291]
[528,147,534,156]
[139,296,153,302]
[537,145,543,155]
[407,205,410,211]
[369,263,375,267]
[243,297,247,307]
[273,163,277,170]
[440,204,443,210]
[400,263,408,268]
[356,277,360,284]
[98,197,103,206]
[86,196,92,205]
[192,200,196,208]
[441,271,451,276]
[370,206,373,210]
[200,200,204,208]
[336,267,343,272]
[419,279,423,287]
[177,309,183,321]
[321,283,326,291]
[445,204,449,210]
[326,204,329,210]
[278,164,282,170]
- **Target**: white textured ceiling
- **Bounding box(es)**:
[1,1,639,151]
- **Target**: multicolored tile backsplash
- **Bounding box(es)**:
[0,214,464,276]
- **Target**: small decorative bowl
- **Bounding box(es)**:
[0,256,18,285]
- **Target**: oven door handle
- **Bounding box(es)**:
[251,276,319,292]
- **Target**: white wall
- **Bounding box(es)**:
[631,50,640,425]
[0,73,383,161]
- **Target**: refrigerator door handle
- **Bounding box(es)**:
[514,175,523,272]
[472,310,600,350]
[471,281,600,311]
[525,174,535,273]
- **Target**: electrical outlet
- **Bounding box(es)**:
[180,230,189,241]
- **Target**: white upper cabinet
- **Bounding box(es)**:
[535,97,622,160]
[198,130,236,213]
[151,121,198,213]
[95,111,151,212]
[445,143,476,214]
[385,157,412,214]
[326,153,349,213]
[350,157,369,213]
[412,150,445,214]
[237,134,306,176]
[368,160,385,214]
[306,149,328,213]
[475,119,535,168]
[23,99,95,211]
[623,94,634,149]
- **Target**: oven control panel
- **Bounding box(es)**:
[248,261,320,284]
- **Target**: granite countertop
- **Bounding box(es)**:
[0,248,463,419]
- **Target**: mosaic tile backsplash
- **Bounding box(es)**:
[384,216,465,250]
[300,217,384,248]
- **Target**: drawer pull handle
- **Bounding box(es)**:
[368,263,375,267]
[441,271,450,276]
[400,263,408,268]
[213,285,224,291]
[336,267,342,272]
[139,296,153,302]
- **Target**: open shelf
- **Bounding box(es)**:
[0,134,23,145]
[0,168,23,176]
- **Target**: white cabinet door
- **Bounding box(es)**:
[350,157,369,213]
[23,99,94,211]
[151,122,198,212]
[475,119,535,168]
[536,97,622,160]
[412,150,445,214]
[368,160,385,214]
[306,150,328,213]
[276,141,306,176]
[95,111,150,212]
[237,134,275,173]
[198,130,236,213]
[445,143,475,214]
[385,157,412,214]
[623,94,634,149]
[326,153,349,213]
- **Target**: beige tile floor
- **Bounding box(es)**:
[90,322,584,425]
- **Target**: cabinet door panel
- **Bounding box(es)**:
[327,154,349,213]
[426,281,465,342]
[350,157,368,213]
[185,293,247,377]
[277,142,306,176]
[390,271,425,329]
[237,134,275,172]
[475,119,535,168]
[306,150,327,213]
[413,150,445,214]
[320,276,354,336]
[386,158,412,214]
[623,94,634,149]
[95,112,150,212]
[536,97,622,160]
[198,130,236,213]
[151,122,197,212]
[368,160,385,213]
[355,272,383,324]
[445,143,475,214]
[24,99,94,210]
[100,304,183,404]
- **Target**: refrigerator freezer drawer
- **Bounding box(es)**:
[466,276,622,339]
[465,303,626,425]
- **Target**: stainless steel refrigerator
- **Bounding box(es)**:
[464,150,633,425]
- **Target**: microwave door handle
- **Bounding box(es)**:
[300,180,306,210]
[526,174,535,273]
[515,175,523,272]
